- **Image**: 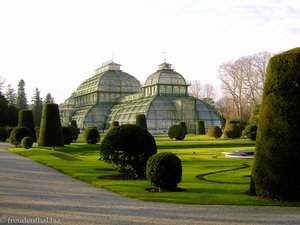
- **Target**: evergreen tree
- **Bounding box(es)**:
[44,93,55,104]
[0,92,9,126]
[5,84,17,106]
[31,88,43,126]
[250,48,300,200]
[16,79,28,110]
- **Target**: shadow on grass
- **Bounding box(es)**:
[196,163,250,184]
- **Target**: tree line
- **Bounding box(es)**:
[0,79,55,127]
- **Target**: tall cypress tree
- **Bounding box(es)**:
[16,79,28,110]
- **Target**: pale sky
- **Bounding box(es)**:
[1,0,300,103]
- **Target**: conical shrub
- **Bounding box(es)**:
[250,48,300,200]
[18,110,36,141]
[38,104,64,147]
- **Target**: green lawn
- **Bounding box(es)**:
[7,134,300,207]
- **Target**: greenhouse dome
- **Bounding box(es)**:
[61,60,223,133]
[60,60,141,129]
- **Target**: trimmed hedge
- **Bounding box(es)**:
[207,125,222,139]
[146,152,182,191]
[168,124,186,140]
[21,136,33,149]
[136,114,148,130]
[83,127,100,144]
[0,127,7,142]
[179,121,187,134]
[18,110,37,141]
[62,126,74,145]
[100,124,157,178]
[250,48,300,201]
[38,104,64,147]
[9,126,32,146]
[195,120,205,135]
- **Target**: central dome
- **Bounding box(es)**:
[144,62,187,87]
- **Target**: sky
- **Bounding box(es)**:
[0,0,300,103]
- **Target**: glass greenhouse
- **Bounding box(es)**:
[60,60,223,133]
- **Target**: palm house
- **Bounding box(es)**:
[60,60,223,133]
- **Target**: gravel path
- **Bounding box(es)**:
[1,147,300,225]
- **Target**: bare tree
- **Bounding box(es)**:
[188,80,202,99]
[218,51,272,121]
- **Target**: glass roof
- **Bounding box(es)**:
[144,63,187,87]
[75,63,141,96]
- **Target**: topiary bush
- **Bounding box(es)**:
[250,48,300,201]
[224,124,241,139]
[242,124,257,141]
[18,110,37,142]
[62,126,74,145]
[100,124,157,178]
[9,126,33,147]
[0,127,8,142]
[136,114,148,130]
[146,152,182,191]
[83,127,100,144]
[195,120,205,135]
[207,125,222,139]
[38,104,64,147]
[168,124,186,140]
[179,121,187,134]
[21,136,33,149]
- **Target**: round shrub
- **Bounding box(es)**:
[9,126,33,146]
[224,124,241,139]
[146,152,182,191]
[21,136,33,149]
[168,124,186,140]
[207,125,222,139]
[242,124,257,141]
[0,127,8,142]
[250,48,300,200]
[100,124,157,178]
[83,127,100,144]
[62,126,74,145]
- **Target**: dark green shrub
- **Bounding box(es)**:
[242,124,257,141]
[83,127,100,144]
[38,104,64,147]
[195,120,205,135]
[68,120,79,141]
[6,127,14,139]
[224,124,241,139]
[179,121,187,134]
[146,152,182,191]
[21,136,33,149]
[207,125,222,139]
[100,124,157,178]
[9,126,32,146]
[112,121,119,127]
[35,127,40,142]
[136,114,148,130]
[168,124,186,140]
[250,48,300,200]
[18,110,37,141]
[0,127,7,142]
[62,126,74,145]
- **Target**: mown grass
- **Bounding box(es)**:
[7,134,300,206]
